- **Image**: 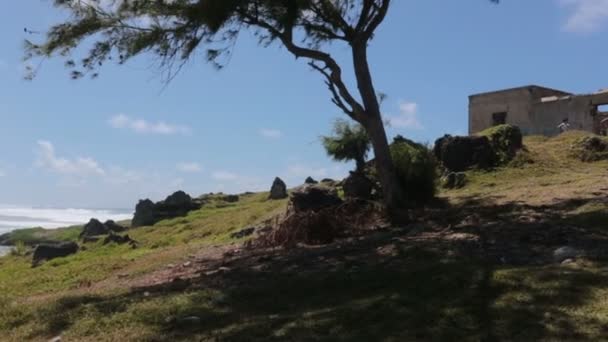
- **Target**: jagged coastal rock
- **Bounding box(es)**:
[342,172,373,199]
[80,218,109,238]
[80,218,126,239]
[289,185,342,212]
[32,242,79,267]
[434,135,495,171]
[304,176,318,184]
[268,177,288,200]
[104,220,126,233]
[132,191,202,227]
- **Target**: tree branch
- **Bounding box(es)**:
[240,11,366,122]
[362,0,390,41]
[309,61,356,119]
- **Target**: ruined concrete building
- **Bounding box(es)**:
[469,85,608,136]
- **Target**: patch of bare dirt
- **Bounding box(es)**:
[33,187,607,300]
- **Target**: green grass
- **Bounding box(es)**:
[1,136,608,341]
[0,218,135,247]
[0,192,287,299]
[0,225,83,246]
[1,246,607,341]
[442,131,608,205]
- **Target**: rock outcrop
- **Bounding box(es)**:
[103,233,137,247]
[268,177,288,200]
[104,220,126,233]
[230,227,256,239]
[80,218,128,239]
[434,135,495,172]
[80,218,109,238]
[290,185,342,212]
[342,172,373,199]
[221,195,240,203]
[132,199,156,227]
[132,191,202,227]
[304,176,318,184]
[32,242,79,267]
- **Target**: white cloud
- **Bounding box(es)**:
[176,162,203,173]
[387,101,424,130]
[211,171,239,181]
[561,0,608,32]
[259,128,283,139]
[36,140,105,176]
[0,170,5,177]
[109,114,191,135]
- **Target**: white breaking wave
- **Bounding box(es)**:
[0,205,132,234]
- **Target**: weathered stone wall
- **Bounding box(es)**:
[530,96,594,136]
[469,87,537,135]
[469,86,608,136]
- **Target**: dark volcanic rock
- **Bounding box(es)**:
[104,220,126,233]
[290,185,342,212]
[82,236,100,243]
[32,242,79,267]
[268,177,288,200]
[304,176,318,184]
[342,172,373,199]
[434,135,495,172]
[132,199,156,227]
[103,233,137,247]
[230,227,256,239]
[80,218,109,238]
[163,190,193,208]
[221,195,240,203]
[132,191,202,228]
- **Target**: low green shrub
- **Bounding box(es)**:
[570,135,608,162]
[478,124,523,165]
[390,136,438,206]
[10,241,27,257]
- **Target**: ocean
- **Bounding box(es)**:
[0,205,133,235]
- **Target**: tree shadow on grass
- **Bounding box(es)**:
[22,231,608,341]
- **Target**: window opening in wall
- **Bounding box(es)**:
[492,112,507,126]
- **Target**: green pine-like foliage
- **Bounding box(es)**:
[321,119,370,172]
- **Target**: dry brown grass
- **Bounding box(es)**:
[253,199,388,248]
[443,131,608,206]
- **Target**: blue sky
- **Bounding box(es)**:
[0,0,607,209]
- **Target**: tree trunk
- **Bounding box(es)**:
[355,157,365,173]
[351,42,405,218]
[363,112,405,216]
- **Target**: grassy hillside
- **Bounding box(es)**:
[0,226,83,246]
[1,132,607,341]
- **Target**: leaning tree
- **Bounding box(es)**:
[25,0,498,215]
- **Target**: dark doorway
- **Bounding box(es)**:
[492,112,507,126]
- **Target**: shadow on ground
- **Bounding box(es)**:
[17,192,608,341]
